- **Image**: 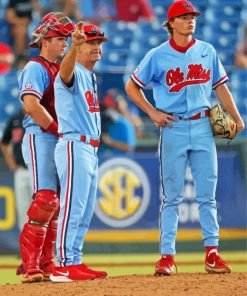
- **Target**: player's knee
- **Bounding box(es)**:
[27,190,59,225]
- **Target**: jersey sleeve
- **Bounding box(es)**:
[130,49,156,88]
[19,61,50,101]
[211,47,228,90]
[55,65,79,93]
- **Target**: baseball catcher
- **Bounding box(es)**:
[210,104,237,139]
[16,12,75,283]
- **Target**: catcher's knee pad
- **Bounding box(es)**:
[27,190,59,225]
[20,223,47,273]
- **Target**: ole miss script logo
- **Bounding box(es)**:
[85,90,100,112]
[166,64,211,92]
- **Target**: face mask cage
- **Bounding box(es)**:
[30,12,75,47]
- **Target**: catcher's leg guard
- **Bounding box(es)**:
[40,206,60,280]
[19,223,46,282]
[19,190,59,277]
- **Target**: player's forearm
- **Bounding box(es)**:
[5,8,18,24]
[125,79,155,115]
[102,134,133,152]
[110,141,133,152]
[0,144,18,171]
[234,54,247,68]
[23,96,54,129]
[28,106,54,128]
[60,44,78,85]
[27,105,59,136]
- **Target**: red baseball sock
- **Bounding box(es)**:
[205,246,218,256]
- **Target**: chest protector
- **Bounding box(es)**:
[30,56,60,122]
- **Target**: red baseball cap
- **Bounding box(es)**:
[167,0,201,21]
[83,24,109,42]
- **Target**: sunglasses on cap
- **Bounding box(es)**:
[84,31,105,37]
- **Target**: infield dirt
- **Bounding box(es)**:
[0,273,246,296]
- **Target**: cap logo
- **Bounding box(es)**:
[183,1,191,9]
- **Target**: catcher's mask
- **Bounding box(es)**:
[30,12,75,48]
[83,24,109,42]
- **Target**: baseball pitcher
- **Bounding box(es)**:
[125,0,245,275]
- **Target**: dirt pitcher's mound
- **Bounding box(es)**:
[0,273,246,296]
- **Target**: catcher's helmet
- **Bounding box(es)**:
[30,12,75,48]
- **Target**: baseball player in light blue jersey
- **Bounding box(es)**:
[50,22,108,282]
[125,0,245,276]
[17,12,75,283]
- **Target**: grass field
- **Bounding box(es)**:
[0,251,246,285]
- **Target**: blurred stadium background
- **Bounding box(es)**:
[0,0,246,281]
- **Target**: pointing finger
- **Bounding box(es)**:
[77,21,84,32]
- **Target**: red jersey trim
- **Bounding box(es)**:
[212,75,228,89]
[169,38,196,53]
[131,73,145,88]
[21,89,42,100]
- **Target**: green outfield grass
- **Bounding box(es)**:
[0,251,246,285]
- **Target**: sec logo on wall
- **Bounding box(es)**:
[95,158,151,228]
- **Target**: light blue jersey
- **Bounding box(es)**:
[131,39,228,118]
[19,57,59,193]
[54,63,101,139]
[130,38,228,255]
[54,62,101,267]
[19,61,50,129]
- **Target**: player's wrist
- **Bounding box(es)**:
[71,43,82,53]
[45,120,59,137]
[147,107,156,118]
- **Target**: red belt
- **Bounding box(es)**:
[179,110,210,120]
[80,136,100,147]
[60,134,100,147]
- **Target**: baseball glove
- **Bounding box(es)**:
[209,104,237,139]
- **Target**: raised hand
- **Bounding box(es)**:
[71,21,86,46]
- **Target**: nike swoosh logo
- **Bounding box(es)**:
[206,261,216,268]
[208,249,218,256]
[56,271,69,276]
[201,53,208,57]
